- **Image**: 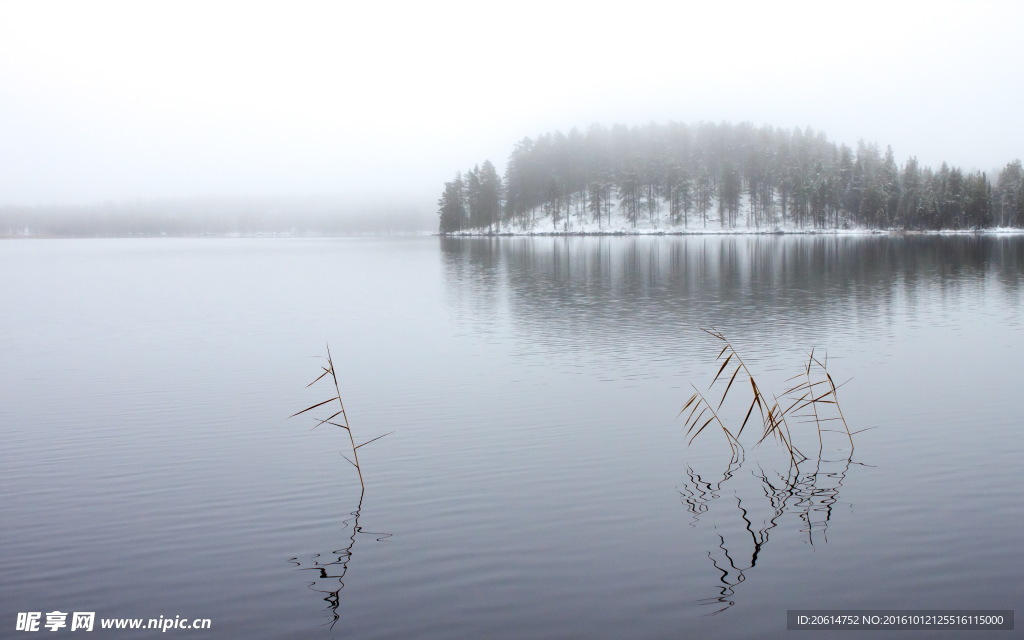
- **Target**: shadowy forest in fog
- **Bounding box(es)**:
[0,197,430,237]
[438,122,1024,233]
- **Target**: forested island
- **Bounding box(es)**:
[438,122,1024,234]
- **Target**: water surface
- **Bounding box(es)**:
[2,235,1021,638]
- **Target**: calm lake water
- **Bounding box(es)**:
[2,235,1022,638]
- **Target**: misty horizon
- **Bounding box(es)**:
[2,1,1022,216]
[0,193,437,236]
[6,115,1023,237]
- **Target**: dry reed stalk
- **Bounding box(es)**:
[777,349,854,456]
[291,343,391,491]
[681,328,854,459]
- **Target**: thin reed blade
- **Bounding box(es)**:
[289,397,337,418]
[713,353,733,383]
[688,415,717,444]
[305,368,332,388]
[355,431,394,450]
[718,364,742,409]
[311,410,344,430]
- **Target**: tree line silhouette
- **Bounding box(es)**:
[439,121,1024,233]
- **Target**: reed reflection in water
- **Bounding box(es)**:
[677,324,867,616]
[289,490,392,631]
[3,236,1021,640]
[288,347,395,631]
[682,450,866,615]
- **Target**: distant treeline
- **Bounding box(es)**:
[0,197,430,237]
[438,121,1024,232]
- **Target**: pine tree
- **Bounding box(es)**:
[995,160,1024,227]
[477,160,502,233]
[437,173,467,233]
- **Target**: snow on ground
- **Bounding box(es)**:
[453,195,872,236]
[447,195,1022,236]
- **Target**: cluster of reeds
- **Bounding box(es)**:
[290,343,391,492]
[679,328,859,463]
[679,332,869,615]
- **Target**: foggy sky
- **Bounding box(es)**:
[2,0,1022,222]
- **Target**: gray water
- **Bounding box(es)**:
[1,235,1021,638]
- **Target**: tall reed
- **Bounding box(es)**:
[291,343,391,491]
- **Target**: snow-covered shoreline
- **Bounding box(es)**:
[440,195,1024,237]
[443,227,1024,237]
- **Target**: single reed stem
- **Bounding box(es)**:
[325,343,364,490]
[804,350,826,458]
[824,369,855,453]
[291,342,392,492]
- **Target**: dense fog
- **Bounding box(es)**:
[2,1,1021,233]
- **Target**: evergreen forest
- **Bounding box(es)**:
[438,122,1024,233]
